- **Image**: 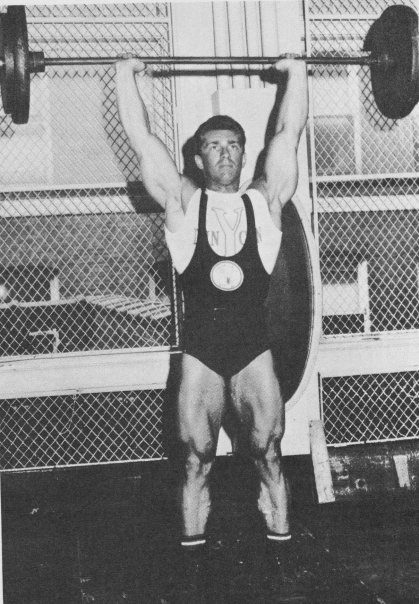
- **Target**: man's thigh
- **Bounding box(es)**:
[178,353,226,456]
[229,350,285,446]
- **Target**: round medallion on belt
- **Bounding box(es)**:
[210,260,244,291]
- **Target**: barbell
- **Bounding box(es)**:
[0,4,418,125]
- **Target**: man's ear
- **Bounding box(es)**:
[194,154,203,171]
[242,152,247,167]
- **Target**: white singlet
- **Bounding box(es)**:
[165,188,282,275]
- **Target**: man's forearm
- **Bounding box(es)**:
[275,62,308,142]
[115,61,152,154]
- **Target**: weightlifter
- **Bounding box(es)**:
[116,56,308,600]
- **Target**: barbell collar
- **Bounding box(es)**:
[28,50,45,73]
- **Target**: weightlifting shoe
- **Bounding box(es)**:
[263,539,315,603]
[172,546,207,604]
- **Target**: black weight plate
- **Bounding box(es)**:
[266,200,318,404]
[0,13,6,113]
[9,5,30,124]
[1,12,15,115]
[364,5,419,119]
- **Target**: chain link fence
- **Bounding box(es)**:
[307,0,419,338]
[0,3,178,359]
[0,3,177,469]
[0,389,165,470]
[322,371,419,445]
[307,0,419,445]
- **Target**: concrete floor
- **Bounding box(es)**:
[1,456,418,603]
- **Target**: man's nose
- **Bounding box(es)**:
[220,146,230,157]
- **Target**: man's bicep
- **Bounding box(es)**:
[263,134,299,208]
[134,135,182,209]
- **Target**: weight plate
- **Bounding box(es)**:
[9,5,30,124]
[0,14,6,114]
[1,12,15,115]
[364,5,419,120]
[266,200,319,406]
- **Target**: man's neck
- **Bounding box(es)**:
[206,182,240,193]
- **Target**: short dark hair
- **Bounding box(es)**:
[194,115,246,155]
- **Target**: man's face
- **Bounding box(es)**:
[195,129,246,191]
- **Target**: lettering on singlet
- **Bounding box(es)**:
[193,206,262,255]
[212,207,243,256]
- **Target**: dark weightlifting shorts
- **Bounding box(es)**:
[183,307,271,378]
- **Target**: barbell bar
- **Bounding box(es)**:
[0,4,418,125]
[27,55,377,67]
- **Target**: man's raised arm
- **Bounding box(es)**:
[255,59,308,221]
[115,59,187,226]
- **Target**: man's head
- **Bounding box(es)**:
[194,115,246,153]
[193,115,247,191]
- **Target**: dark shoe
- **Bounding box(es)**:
[263,540,315,603]
[172,547,207,604]
[227,536,260,603]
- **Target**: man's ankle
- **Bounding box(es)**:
[180,533,207,551]
[266,531,292,544]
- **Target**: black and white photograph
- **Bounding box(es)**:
[0,0,418,602]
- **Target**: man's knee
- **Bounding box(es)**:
[248,430,284,462]
[246,404,285,461]
[180,439,217,475]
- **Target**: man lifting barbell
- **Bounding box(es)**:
[1,2,419,601]
[115,56,308,602]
